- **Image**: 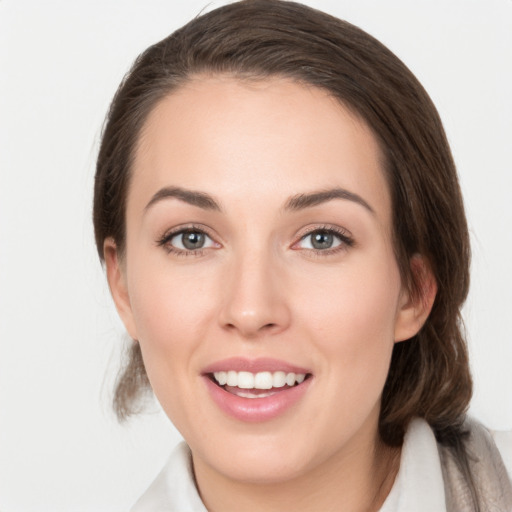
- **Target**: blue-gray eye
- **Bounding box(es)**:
[170,230,215,250]
[299,230,343,250]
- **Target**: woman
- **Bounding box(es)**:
[93,1,512,510]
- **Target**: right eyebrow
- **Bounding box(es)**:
[144,186,222,213]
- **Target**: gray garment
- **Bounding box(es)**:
[439,417,512,512]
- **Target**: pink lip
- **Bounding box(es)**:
[202,357,312,423]
[202,357,310,374]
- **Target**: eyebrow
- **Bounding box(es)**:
[144,185,374,215]
[144,186,222,212]
[284,188,374,214]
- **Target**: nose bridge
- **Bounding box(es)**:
[219,240,290,337]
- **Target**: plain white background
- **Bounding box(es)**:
[0,0,511,510]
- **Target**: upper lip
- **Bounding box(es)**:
[202,357,311,375]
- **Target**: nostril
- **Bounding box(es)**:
[223,322,278,334]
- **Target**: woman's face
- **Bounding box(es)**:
[107,77,424,484]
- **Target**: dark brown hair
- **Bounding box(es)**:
[94,0,472,487]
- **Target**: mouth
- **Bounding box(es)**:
[207,370,311,399]
[202,357,313,421]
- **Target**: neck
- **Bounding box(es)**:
[192,433,401,512]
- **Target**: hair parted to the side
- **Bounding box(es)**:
[94,0,472,488]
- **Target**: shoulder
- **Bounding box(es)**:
[488,426,512,479]
[463,416,512,477]
[437,416,512,510]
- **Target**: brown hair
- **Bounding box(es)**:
[94,0,473,488]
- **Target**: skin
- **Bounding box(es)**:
[105,77,435,512]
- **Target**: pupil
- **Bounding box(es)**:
[312,231,333,249]
[183,231,204,250]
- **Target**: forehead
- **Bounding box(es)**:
[130,76,391,221]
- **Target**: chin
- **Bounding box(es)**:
[190,426,331,485]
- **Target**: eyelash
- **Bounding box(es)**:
[156,225,354,257]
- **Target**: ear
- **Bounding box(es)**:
[103,238,138,341]
[394,255,437,343]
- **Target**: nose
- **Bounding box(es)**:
[218,250,291,338]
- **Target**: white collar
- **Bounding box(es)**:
[131,418,446,512]
[130,442,207,512]
[379,418,446,511]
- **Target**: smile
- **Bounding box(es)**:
[203,359,313,421]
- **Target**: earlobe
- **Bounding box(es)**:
[394,255,437,343]
[103,238,138,340]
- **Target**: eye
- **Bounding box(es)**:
[170,230,216,250]
[299,230,341,250]
[159,228,218,254]
[295,228,353,252]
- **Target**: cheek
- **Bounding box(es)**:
[126,254,218,367]
[125,257,221,425]
[298,254,401,373]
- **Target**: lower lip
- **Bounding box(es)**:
[203,376,312,422]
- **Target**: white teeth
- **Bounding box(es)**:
[215,371,227,386]
[236,390,274,399]
[273,371,286,388]
[285,372,296,386]
[254,371,273,389]
[237,371,254,389]
[227,370,237,387]
[213,370,307,389]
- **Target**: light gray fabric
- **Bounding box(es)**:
[439,418,512,512]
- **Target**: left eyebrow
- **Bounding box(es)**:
[284,188,375,214]
[144,186,222,213]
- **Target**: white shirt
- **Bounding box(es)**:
[131,418,512,512]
